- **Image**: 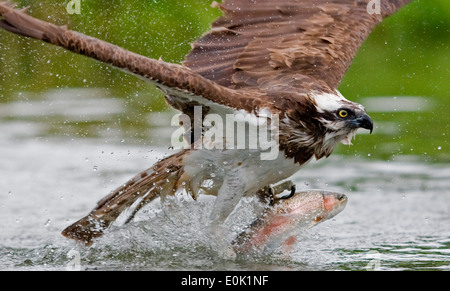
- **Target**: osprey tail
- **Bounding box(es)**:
[61,150,190,246]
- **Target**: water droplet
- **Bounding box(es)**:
[93,166,98,171]
[44,219,51,227]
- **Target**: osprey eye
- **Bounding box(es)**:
[338,109,349,118]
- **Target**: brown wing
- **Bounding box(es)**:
[0,1,412,116]
[184,0,412,91]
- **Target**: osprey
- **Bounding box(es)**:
[0,0,409,245]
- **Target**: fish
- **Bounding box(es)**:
[232,189,347,254]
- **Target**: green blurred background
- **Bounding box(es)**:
[0,0,449,162]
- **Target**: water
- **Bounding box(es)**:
[0,89,449,271]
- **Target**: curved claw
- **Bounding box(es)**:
[256,181,297,206]
[266,187,275,206]
[277,185,296,200]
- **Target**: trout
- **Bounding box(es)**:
[233,190,347,254]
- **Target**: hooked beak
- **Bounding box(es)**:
[355,113,373,134]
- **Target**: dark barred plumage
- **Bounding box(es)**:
[0,0,409,245]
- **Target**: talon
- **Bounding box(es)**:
[289,185,296,198]
[268,187,275,205]
[278,185,296,200]
[256,186,275,206]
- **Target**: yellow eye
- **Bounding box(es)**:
[338,109,348,118]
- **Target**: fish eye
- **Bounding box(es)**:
[338,109,349,118]
[337,194,346,201]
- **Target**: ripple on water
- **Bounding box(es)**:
[1,113,450,270]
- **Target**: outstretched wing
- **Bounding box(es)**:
[0,1,413,133]
[184,0,412,91]
[0,2,242,113]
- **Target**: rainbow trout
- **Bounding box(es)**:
[233,189,347,254]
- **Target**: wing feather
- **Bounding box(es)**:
[184,0,412,90]
[0,0,413,120]
[0,2,241,113]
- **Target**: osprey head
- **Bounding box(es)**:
[311,90,373,147]
[279,90,373,164]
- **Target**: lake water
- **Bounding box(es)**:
[0,89,449,271]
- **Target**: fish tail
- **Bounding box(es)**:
[61,150,190,246]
